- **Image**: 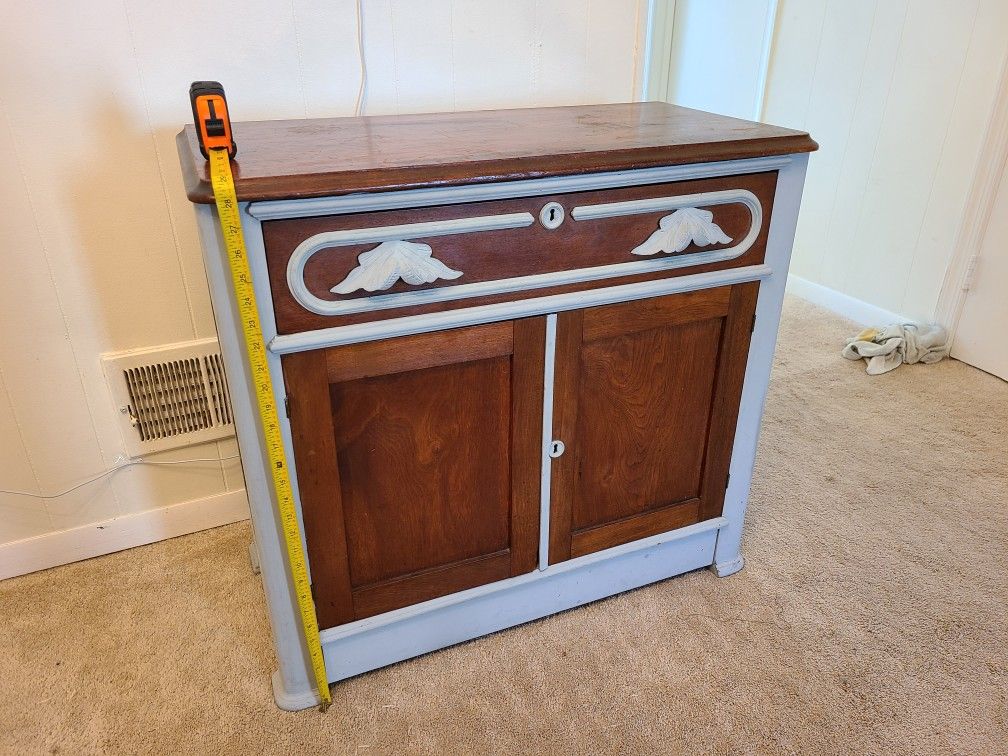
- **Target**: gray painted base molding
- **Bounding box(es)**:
[272,518,725,710]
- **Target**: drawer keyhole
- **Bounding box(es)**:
[548,440,566,458]
[539,201,565,230]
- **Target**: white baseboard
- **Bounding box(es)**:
[786,274,908,327]
[0,488,250,580]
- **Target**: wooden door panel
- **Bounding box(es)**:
[331,357,512,587]
[549,284,759,563]
[572,318,722,531]
[283,317,544,628]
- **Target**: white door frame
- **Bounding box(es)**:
[641,0,779,121]
[935,53,1008,344]
[641,0,677,102]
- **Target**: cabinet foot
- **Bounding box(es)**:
[271,669,322,712]
[248,540,261,575]
[711,554,744,577]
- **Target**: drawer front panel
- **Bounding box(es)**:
[263,171,777,334]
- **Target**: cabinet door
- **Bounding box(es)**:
[548,283,759,563]
[282,318,545,629]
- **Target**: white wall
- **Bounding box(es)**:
[659,0,1008,325]
[0,0,649,566]
[763,0,1008,323]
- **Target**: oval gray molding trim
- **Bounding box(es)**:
[286,189,763,318]
[286,213,533,316]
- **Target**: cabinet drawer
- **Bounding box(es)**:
[262,171,777,334]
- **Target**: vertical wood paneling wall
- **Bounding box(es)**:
[0,0,648,550]
[763,0,1008,322]
[660,0,1008,324]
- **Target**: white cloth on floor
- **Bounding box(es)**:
[841,323,949,375]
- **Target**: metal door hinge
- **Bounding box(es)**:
[725,472,731,490]
[750,313,757,333]
[284,395,291,418]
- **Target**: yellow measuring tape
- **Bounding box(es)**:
[208,147,331,711]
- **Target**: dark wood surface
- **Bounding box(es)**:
[286,289,759,622]
[332,360,511,587]
[547,285,758,561]
[283,319,544,627]
[177,102,816,203]
[572,315,722,530]
[571,500,701,559]
[264,171,777,334]
[510,318,547,574]
[697,282,760,521]
[281,349,355,627]
[324,321,512,382]
[352,551,511,620]
[547,309,583,565]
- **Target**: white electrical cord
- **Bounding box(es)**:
[354,0,367,116]
[0,455,241,500]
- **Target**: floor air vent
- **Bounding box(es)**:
[102,338,236,456]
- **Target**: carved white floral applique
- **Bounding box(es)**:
[331,240,463,294]
[631,208,732,256]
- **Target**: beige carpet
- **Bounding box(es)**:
[2,296,1006,755]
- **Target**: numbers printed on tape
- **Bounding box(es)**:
[208,148,332,711]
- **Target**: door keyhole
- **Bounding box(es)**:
[548,440,566,458]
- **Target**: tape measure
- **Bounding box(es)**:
[191,81,331,711]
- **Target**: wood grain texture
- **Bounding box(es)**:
[547,285,759,562]
[332,357,512,588]
[546,309,583,564]
[351,550,511,620]
[509,317,546,575]
[582,285,730,342]
[571,318,722,531]
[280,350,355,628]
[177,102,816,203]
[325,322,513,382]
[264,171,777,334]
[697,282,760,521]
[283,319,545,627]
[570,500,701,558]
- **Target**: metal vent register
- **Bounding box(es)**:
[102,338,235,455]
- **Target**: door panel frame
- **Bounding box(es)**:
[570,499,700,559]
[283,317,545,627]
[282,349,355,627]
[697,282,760,520]
[545,283,760,563]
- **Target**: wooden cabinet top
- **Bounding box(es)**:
[177,101,816,204]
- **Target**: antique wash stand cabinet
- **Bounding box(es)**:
[178,102,816,710]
